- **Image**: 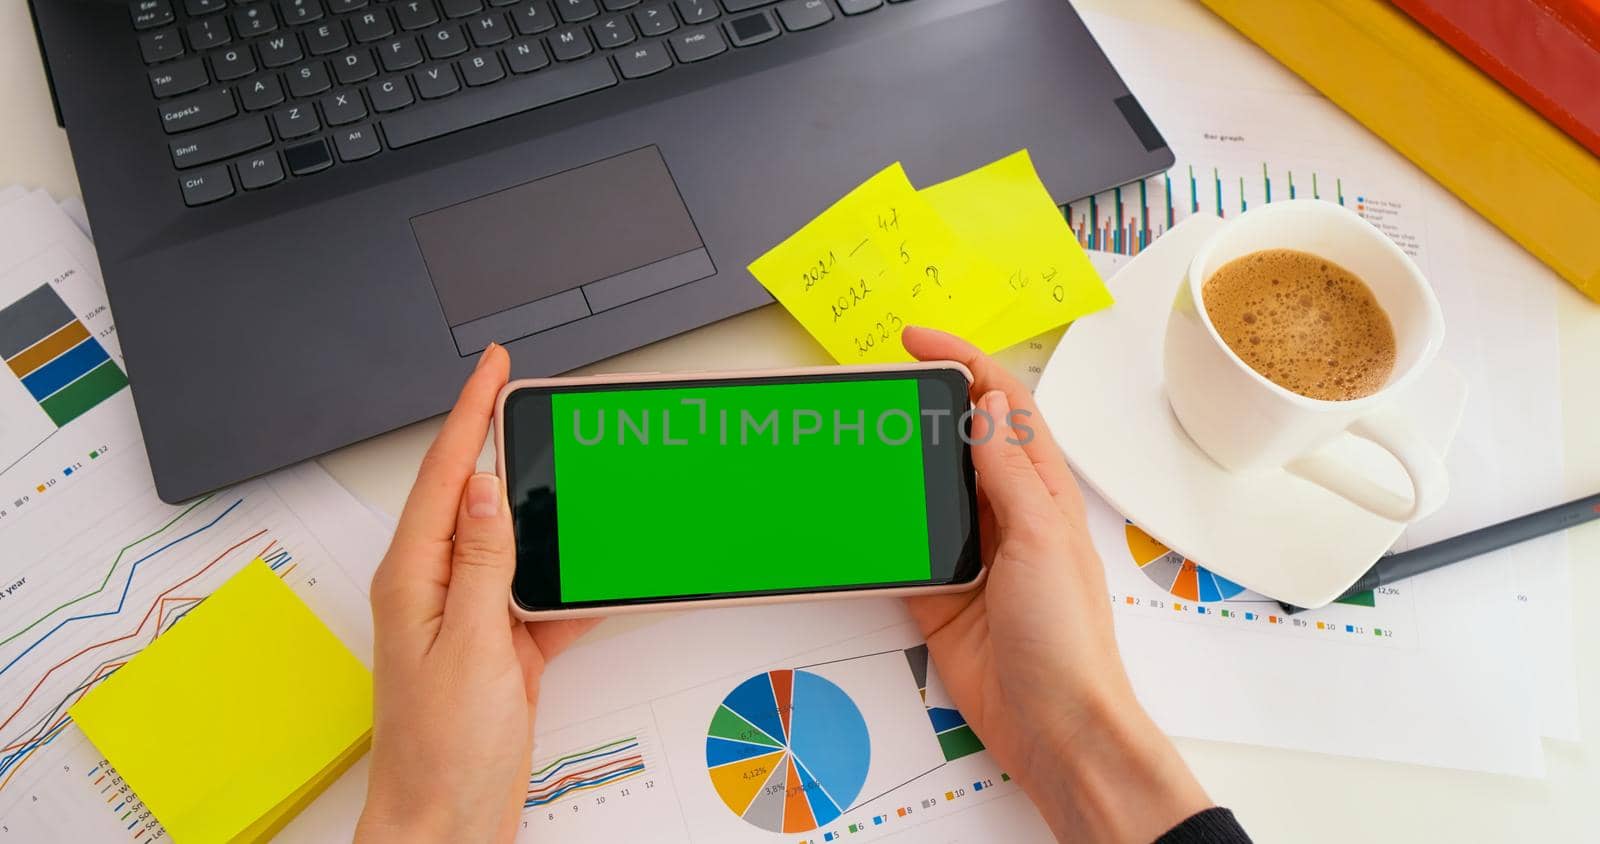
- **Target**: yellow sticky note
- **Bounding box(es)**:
[748,163,1004,363]
[920,150,1114,351]
[70,560,372,844]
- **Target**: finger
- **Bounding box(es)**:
[902,326,1084,519]
[968,390,1054,535]
[393,344,511,554]
[439,472,518,632]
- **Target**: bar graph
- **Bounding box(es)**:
[1066,161,1351,257]
[0,284,127,428]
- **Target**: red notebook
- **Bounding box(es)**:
[1390,0,1600,157]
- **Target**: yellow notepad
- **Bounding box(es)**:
[747,153,1111,362]
[70,560,373,844]
[921,150,1115,351]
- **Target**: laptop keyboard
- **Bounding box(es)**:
[134,0,880,207]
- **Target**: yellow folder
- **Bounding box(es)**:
[1199,0,1600,302]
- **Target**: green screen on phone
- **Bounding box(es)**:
[548,379,932,602]
[502,369,980,610]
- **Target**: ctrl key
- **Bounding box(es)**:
[179,165,234,206]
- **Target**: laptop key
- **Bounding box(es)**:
[425,24,470,59]
[321,89,369,124]
[274,102,321,137]
[722,0,774,12]
[548,26,592,60]
[277,0,323,25]
[159,87,237,133]
[395,0,441,29]
[131,0,175,31]
[634,3,676,36]
[186,18,231,50]
[306,21,350,55]
[258,32,304,67]
[380,36,425,71]
[179,165,233,206]
[351,9,396,42]
[412,65,461,98]
[502,39,549,73]
[149,58,209,97]
[212,46,256,81]
[775,0,831,30]
[668,25,724,61]
[368,76,416,111]
[458,53,506,86]
[724,10,776,45]
[614,39,670,78]
[334,124,382,161]
[513,1,556,34]
[593,15,635,48]
[470,13,513,45]
[240,74,286,110]
[381,55,616,147]
[184,0,225,15]
[556,0,599,22]
[835,0,879,14]
[441,0,484,17]
[283,137,335,174]
[169,115,271,168]
[139,29,185,63]
[232,3,278,36]
[237,150,285,189]
[287,60,333,97]
[328,0,368,11]
[674,0,717,24]
[334,49,379,83]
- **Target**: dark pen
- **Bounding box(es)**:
[1280,492,1600,614]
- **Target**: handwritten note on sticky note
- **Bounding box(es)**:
[70,560,372,844]
[747,163,1005,363]
[921,149,1114,351]
[749,151,1113,362]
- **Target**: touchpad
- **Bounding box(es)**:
[411,146,713,354]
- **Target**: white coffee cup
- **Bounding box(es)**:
[1163,200,1448,523]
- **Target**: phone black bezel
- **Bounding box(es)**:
[503,368,982,612]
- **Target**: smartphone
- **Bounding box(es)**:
[496,362,983,619]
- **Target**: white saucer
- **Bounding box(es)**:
[1035,215,1467,608]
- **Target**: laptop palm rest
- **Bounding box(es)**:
[411,146,713,355]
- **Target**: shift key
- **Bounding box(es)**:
[169,116,272,169]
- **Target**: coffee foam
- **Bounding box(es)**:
[1202,249,1396,401]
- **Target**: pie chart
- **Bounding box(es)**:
[705,669,870,834]
[1125,521,1247,602]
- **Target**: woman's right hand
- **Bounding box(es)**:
[902,327,1210,843]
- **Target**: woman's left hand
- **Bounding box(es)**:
[357,343,598,843]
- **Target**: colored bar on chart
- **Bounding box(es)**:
[6,320,88,378]
[0,285,75,359]
[41,360,129,426]
[20,337,110,400]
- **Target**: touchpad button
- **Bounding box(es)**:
[411,146,712,354]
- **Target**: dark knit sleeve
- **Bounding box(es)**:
[1154,807,1251,844]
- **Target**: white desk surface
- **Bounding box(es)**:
[6,0,1598,839]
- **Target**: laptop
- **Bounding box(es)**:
[30,0,1172,503]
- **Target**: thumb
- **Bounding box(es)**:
[969,390,1052,535]
[442,472,517,630]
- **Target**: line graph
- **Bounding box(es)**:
[0,495,209,650]
[0,498,243,681]
[0,466,382,841]
[525,736,647,809]
[0,529,265,790]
